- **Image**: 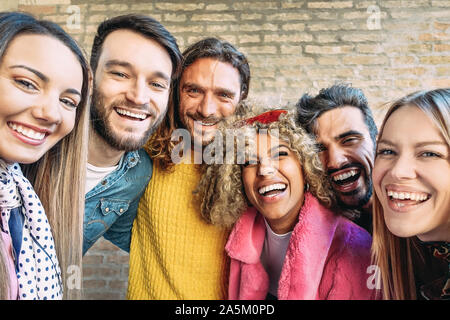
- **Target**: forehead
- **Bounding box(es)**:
[315,106,369,142]
[2,34,83,90]
[180,57,241,90]
[98,29,172,73]
[383,105,446,143]
[247,132,289,153]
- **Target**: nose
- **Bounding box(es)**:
[31,93,62,124]
[325,145,349,170]
[389,154,417,180]
[258,157,276,176]
[126,77,150,106]
[198,92,218,118]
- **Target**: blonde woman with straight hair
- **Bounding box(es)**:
[372,88,450,300]
[0,12,90,300]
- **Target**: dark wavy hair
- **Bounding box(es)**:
[296,83,378,148]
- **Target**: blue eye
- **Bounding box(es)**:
[420,151,441,158]
[377,149,395,156]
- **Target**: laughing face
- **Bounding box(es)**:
[0,34,83,164]
[373,105,450,241]
[178,57,241,147]
[314,106,375,210]
[91,29,172,151]
[242,133,305,234]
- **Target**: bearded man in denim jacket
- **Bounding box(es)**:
[82,14,182,254]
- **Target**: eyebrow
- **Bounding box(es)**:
[10,64,81,97]
[105,59,170,82]
[335,130,363,141]
[269,143,290,153]
[10,65,48,82]
[182,82,237,98]
[378,139,447,148]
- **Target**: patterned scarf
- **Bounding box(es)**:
[416,239,449,300]
[0,159,62,300]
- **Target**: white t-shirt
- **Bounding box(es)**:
[260,218,293,297]
[85,162,119,195]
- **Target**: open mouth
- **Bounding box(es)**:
[115,107,149,121]
[258,183,287,198]
[332,168,361,186]
[198,121,218,127]
[8,122,47,141]
[386,189,431,208]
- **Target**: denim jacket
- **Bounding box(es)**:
[83,149,152,254]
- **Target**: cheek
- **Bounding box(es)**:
[372,159,388,191]
[242,169,256,201]
[179,95,196,117]
[58,110,77,138]
[219,103,236,117]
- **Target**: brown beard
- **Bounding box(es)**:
[90,89,166,151]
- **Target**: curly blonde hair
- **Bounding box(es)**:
[195,102,338,228]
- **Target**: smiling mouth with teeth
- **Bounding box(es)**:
[387,190,430,207]
[8,122,47,140]
[115,108,148,121]
[258,183,287,197]
[332,169,360,185]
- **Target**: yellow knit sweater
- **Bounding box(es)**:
[127,162,230,299]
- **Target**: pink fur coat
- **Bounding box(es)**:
[226,192,376,300]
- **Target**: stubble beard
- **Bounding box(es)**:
[90,89,165,152]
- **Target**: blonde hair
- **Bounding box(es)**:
[196,102,338,228]
[371,88,450,300]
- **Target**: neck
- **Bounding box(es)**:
[88,128,125,167]
[361,197,373,213]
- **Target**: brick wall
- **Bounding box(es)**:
[3,0,448,299]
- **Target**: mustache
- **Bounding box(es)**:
[327,162,365,176]
[188,113,222,124]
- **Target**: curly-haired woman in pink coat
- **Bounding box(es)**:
[196,103,378,300]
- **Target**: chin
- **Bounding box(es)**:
[384,219,417,238]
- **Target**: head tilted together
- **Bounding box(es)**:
[196,101,339,228]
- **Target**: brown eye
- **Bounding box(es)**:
[15,79,37,91]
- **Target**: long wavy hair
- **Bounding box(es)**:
[371,88,450,300]
[0,12,91,300]
[195,102,338,228]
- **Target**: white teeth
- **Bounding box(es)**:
[387,190,429,202]
[258,183,287,195]
[8,123,45,140]
[333,170,358,181]
[116,108,147,120]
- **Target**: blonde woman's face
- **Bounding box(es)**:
[0,34,83,164]
[242,133,305,234]
[373,105,450,242]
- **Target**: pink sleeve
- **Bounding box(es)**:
[1,230,18,300]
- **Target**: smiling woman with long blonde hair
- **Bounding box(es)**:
[371,88,450,300]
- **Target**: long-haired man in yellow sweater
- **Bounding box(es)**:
[127,38,251,299]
